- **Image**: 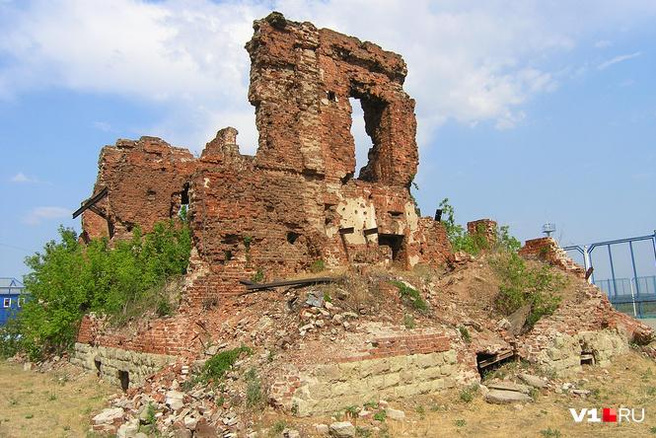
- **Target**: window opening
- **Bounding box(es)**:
[349,98,374,180]
[118,370,130,391]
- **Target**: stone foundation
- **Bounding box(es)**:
[71,342,176,388]
[526,330,628,376]
[272,349,476,416]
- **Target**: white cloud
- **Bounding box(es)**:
[10,172,49,184]
[11,172,31,183]
[23,206,70,225]
[598,52,642,70]
[594,40,612,49]
[0,0,655,150]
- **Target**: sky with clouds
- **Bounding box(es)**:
[1,0,655,281]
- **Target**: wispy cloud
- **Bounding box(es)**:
[93,121,113,132]
[0,1,655,148]
[10,171,50,184]
[23,206,70,225]
[598,51,642,70]
[594,40,612,49]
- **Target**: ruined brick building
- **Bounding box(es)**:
[72,14,653,417]
[79,12,450,286]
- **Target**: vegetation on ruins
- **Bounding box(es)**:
[0,217,191,360]
[390,281,428,312]
[492,251,567,329]
[440,197,564,328]
[202,345,252,383]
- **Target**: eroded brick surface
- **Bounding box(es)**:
[79,13,451,297]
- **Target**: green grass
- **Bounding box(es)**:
[202,345,252,383]
[390,281,428,312]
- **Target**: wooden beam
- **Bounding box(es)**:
[338,227,354,235]
[363,227,379,236]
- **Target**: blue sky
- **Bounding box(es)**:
[1,0,655,282]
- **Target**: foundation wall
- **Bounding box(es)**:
[71,342,176,387]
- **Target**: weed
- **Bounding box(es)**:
[459,385,477,403]
[144,402,156,425]
[267,350,276,363]
[202,296,218,310]
[650,426,656,434]
[364,400,378,409]
[415,405,425,419]
[48,392,57,401]
[270,420,286,435]
[251,269,264,283]
[202,345,252,383]
[245,368,263,407]
[25,414,33,419]
[390,281,428,312]
[156,298,172,317]
[458,325,471,343]
[323,291,332,303]
[355,426,372,437]
[529,387,539,399]
[647,386,656,396]
[403,314,416,329]
[539,428,561,438]
[373,410,387,422]
[455,419,466,427]
[310,259,325,273]
[8,397,17,406]
[345,405,359,418]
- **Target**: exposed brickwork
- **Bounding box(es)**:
[467,219,497,248]
[78,12,452,323]
[519,237,585,277]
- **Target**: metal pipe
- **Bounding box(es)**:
[608,245,617,298]
[629,241,640,301]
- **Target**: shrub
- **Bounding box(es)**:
[309,259,325,273]
[459,385,476,403]
[14,218,191,360]
[373,410,387,422]
[203,345,252,382]
[492,252,566,328]
[390,281,428,312]
[458,325,471,343]
[245,368,264,407]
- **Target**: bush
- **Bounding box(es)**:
[202,345,252,382]
[438,198,521,255]
[492,251,566,328]
[390,281,428,312]
[245,368,264,407]
[12,218,191,360]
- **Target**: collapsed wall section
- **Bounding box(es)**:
[81,137,195,241]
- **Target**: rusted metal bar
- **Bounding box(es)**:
[339,227,355,235]
[241,276,337,292]
[363,227,379,236]
[73,187,108,219]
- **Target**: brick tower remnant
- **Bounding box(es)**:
[79,12,451,292]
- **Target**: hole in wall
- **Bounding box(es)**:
[94,359,101,377]
[580,351,596,366]
[287,232,300,244]
[327,90,337,102]
[476,350,516,379]
[349,97,374,180]
[118,370,130,392]
[378,234,404,261]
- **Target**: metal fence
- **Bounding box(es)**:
[594,275,656,318]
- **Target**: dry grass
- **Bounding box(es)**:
[386,351,656,438]
[0,361,114,437]
[249,351,655,438]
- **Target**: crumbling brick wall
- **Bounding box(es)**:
[81,137,195,241]
[79,13,451,284]
[519,237,585,277]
